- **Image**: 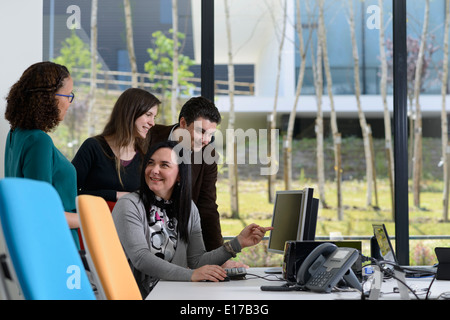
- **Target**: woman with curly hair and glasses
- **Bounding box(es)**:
[4,61,80,247]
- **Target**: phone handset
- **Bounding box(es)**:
[296,243,362,293]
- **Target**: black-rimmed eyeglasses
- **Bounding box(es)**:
[56,92,75,103]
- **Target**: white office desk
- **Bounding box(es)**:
[147,268,358,300]
[146,267,450,301]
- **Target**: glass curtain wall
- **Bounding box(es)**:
[42,0,450,267]
[212,0,450,267]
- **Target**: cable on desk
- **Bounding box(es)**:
[360,254,432,300]
[245,272,307,291]
[245,272,285,281]
[260,282,306,292]
[425,275,436,300]
[436,292,450,300]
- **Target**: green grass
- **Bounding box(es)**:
[218,177,450,236]
[218,177,450,266]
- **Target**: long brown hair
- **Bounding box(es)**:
[99,88,161,185]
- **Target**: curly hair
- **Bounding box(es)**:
[5,61,70,132]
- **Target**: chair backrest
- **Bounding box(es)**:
[76,195,142,300]
[0,178,95,300]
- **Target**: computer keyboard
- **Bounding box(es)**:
[225,267,247,280]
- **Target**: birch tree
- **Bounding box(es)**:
[88,0,98,136]
[315,0,327,209]
[442,0,450,221]
[286,0,307,191]
[224,0,239,218]
[124,0,138,88]
[171,0,179,124]
[268,0,287,202]
[377,0,395,218]
[412,0,430,208]
[303,1,325,211]
[318,0,343,213]
[348,0,374,207]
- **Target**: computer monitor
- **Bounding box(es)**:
[372,224,398,264]
[299,188,319,241]
[267,188,317,255]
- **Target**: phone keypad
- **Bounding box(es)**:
[309,271,333,288]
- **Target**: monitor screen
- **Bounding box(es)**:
[267,188,315,254]
[372,224,397,263]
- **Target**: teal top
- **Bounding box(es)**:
[4,129,80,248]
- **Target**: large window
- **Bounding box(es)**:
[42,0,450,266]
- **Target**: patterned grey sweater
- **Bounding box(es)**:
[112,192,241,298]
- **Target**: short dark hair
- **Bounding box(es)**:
[178,96,221,126]
[5,61,70,132]
[139,140,192,242]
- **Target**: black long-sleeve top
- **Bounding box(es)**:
[71,136,143,202]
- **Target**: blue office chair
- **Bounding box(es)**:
[0,178,95,300]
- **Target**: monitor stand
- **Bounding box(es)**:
[264,267,282,274]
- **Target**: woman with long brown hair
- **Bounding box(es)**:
[72,88,160,211]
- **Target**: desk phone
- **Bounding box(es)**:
[296,243,361,293]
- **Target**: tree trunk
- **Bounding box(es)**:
[88,0,98,137]
[442,0,450,222]
[318,0,337,211]
[286,0,306,191]
[171,0,179,124]
[348,0,373,207]
[368,125,379,208]
[268,0,287,202]
[311,0,326,209]
[224,0,239,218]
[335,133,343,220]
[378,0,395,219]
[124,0,138,88]
[413,0,430,208]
